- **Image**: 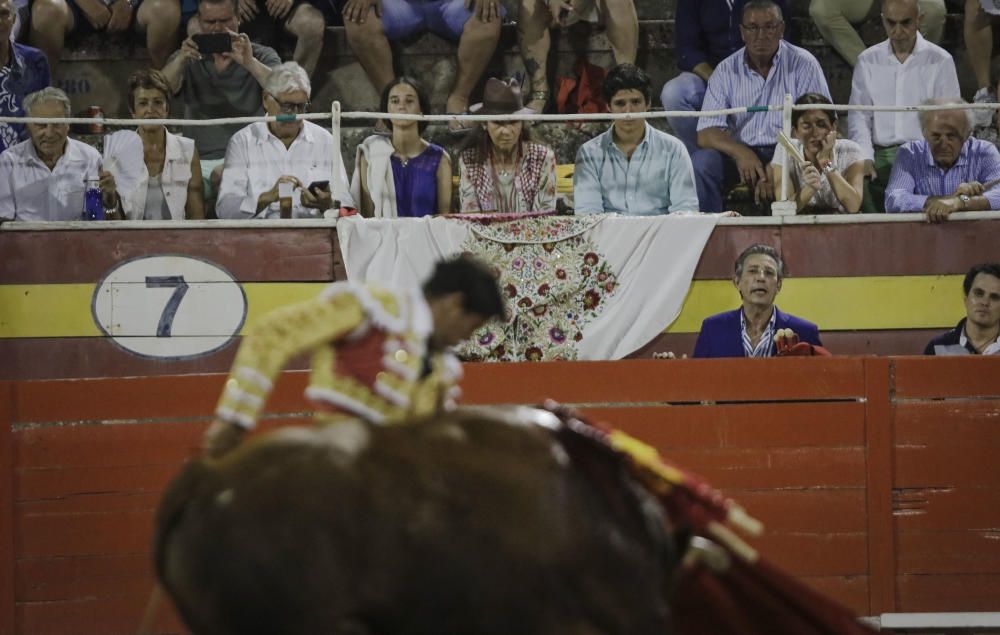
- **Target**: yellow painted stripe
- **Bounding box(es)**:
[665,275,965,333]
[0,276,966,338]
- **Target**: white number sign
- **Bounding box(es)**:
[91,255,247,359]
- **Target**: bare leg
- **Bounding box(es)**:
[601,0,636,65]
[285,3,326,78]
[448,14,500,117]
[344,9,396,94]
[28,0,72,75]
[965,0,994,90]
[137,0,181,69]
[517,0,552,113]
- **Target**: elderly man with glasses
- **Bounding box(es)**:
[216,62,354,219]
[691,0,829,214]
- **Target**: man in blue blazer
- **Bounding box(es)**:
[693,244,823,358]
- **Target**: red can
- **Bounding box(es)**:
[87,105,105,134]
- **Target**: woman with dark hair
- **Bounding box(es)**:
[351,76,452,217]
[111,69,205,220]
[458,77,557,214]
[771,92,864,214]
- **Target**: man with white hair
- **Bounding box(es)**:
[216,62,354,219]
[848,0,960,212]
[885,100,1000,220]
[0,87,118,221]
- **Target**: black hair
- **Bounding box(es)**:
[792,92,838,128]
[742,0,782,21]
[734,244,786,280]
[602,63,651,106]
[963,263,1000,296]
[380,76,431,134]
[423,254,505,320]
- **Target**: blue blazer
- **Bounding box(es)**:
[692,308,822,358]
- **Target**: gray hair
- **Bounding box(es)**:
[735,244,786,280]
[263,62,311,97]
[24,87,72,117]
[919,98,974,137]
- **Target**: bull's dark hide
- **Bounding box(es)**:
[155,406,677,635]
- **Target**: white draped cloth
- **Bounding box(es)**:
[337,213,719,360]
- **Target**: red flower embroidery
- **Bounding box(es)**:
[582,290,601,309]
[525,346,543,361]
[518,297,534,308]
[555,269,567,279]
[583,252,599,266]
[505,283,517,298]
[538,283,550,295]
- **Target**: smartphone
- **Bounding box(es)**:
[193,33,232,55]
[308,180,330,194]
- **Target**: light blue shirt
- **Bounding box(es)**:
[573,123,699,215]
[697,40,830,147]
[885,137,1000,212]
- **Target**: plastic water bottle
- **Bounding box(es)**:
[82,178,104,221]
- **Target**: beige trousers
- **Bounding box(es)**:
[808,0,947,66]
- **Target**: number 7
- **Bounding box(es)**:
[145,276,189,337]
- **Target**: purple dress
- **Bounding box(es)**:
[390,143,445,218]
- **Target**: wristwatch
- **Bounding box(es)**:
[822,162,837,175]
[959,194,971,209]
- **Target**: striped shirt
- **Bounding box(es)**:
[697,40,830,147]
[884,137,1000,212]
[740,308,777,358]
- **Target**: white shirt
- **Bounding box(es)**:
[216,120,354,219]
[0,137,102,221]
[108,129,196,221]
[848,32,961,161]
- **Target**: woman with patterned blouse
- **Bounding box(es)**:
[458,77,557,214]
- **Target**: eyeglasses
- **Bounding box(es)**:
[268,95,310,114]
[740,21,783,36]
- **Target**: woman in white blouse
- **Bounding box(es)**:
[115,70,204,220]
[772,93,865,214]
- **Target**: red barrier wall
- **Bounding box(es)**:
[2,357,999,633]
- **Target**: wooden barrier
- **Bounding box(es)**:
[2,357,999,633]
[3,216,1000,381]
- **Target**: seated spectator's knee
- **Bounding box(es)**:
[807,0,838,22]
[920,0,946,23]
[344,14,384,44]
[660,73,704,111]
[288,4,325,39]
[30,0,70,30]
[138,0,181,29]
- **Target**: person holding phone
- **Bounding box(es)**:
[216,62,354,219]
[185,0,327,78]
[351,76,452,217]
[161,0,280,211]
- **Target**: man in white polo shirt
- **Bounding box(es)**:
[848,0,960,212]
[216,62,354,219]
[0,87,118,221]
